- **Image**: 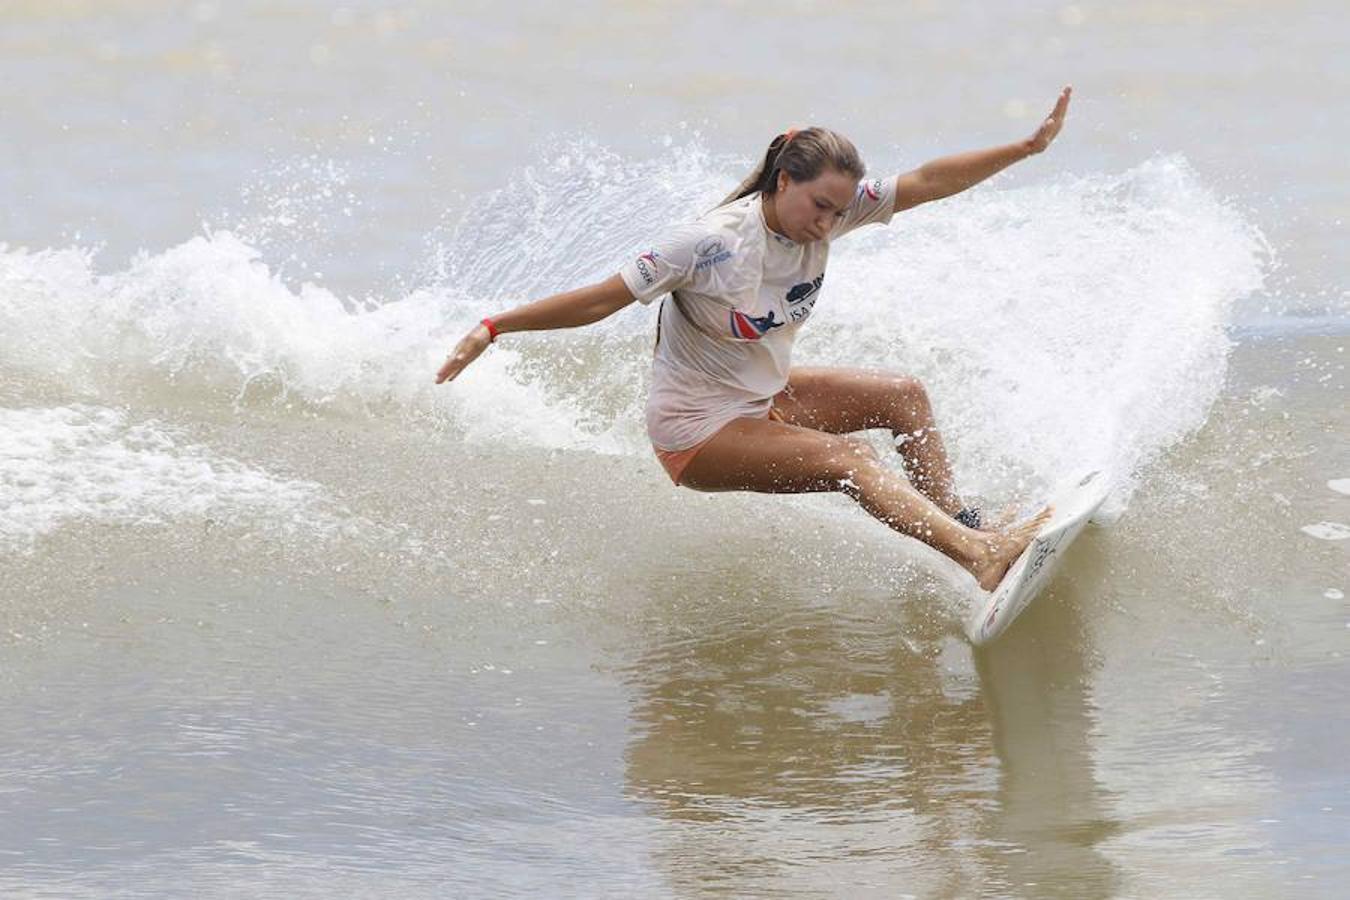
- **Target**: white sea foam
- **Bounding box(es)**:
[804,154,1268,507]
[1300,522,1350,542]
[0,405,353,550]
[1329,479,1350,496]
[1,144,1269,511]
[0,233,626,453]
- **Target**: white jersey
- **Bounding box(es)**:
[619,175,898,450]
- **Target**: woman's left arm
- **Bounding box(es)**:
[894,86,1072,214]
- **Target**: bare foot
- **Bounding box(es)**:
[968,506,1054,591]
[977,502,1021,532]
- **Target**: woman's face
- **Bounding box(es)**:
[772,167,858,243]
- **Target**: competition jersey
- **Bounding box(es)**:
[619,175,898,451]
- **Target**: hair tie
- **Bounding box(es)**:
[784,128,799,143]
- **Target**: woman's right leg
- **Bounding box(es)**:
[678,415,1048,590]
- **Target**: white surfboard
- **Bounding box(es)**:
[965,469,1112,646]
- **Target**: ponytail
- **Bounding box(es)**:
[720,126,866,207]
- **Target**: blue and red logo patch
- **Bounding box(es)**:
[729,309,783,340]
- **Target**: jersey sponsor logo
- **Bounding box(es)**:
[729,309,783,340]
[694,251,733,271]
[785,273,824,304]
[693,234,733,271]
[635,250,661,286]
[695,235,724,257]
[785,273,825,322]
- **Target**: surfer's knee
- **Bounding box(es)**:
[817,434,881,489]
[889,375,934,433]
[837,433,880,462]
[896,375,931,414]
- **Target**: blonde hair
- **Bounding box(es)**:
[722,127,866,205]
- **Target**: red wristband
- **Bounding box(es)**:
[480,317,499,343]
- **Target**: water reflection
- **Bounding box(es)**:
[619,546,1121,895]
[976,533,1122,898]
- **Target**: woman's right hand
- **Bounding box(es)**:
[434,323,493,384]
[433,276,636,384]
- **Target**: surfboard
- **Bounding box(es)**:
[965,469,1112,646]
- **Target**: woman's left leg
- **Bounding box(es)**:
[771,366,964,516]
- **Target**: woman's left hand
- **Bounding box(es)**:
[1027,86,1072,155]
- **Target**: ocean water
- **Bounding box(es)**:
[1,2,1347,897]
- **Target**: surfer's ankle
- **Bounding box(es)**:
[966,516,1046,591]
[955,535,999,578]
[955,505,982,529]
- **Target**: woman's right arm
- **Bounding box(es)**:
[893,87,1071,213]
[434,274,637,384]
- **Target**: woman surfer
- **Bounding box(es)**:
[436,87,1072,591]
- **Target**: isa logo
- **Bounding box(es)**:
[729,309,782,340]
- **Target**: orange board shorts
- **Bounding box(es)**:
[653,440,712,487]
[652,405,784,487]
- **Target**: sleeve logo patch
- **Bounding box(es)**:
[635,250,661,286]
